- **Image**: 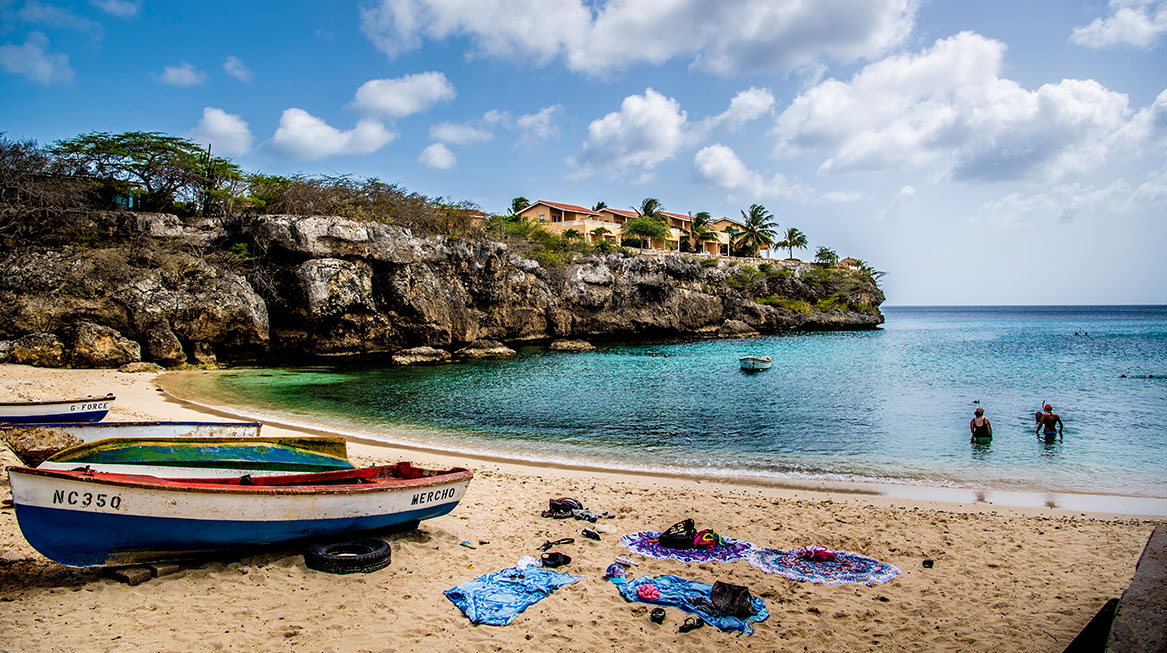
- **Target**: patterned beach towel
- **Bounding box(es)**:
[747,547,900,585]
[617,574,769,635]
[620,531,755,563]
[445,566,583,626]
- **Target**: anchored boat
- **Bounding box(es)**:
[7,462,474,567]
[739,356,773,371]
[0,394,115,424]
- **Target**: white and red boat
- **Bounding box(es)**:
[0,394,115,423]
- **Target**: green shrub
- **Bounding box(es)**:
[755,297,812,313]
[700,257,719,268]
[815,294,848,312]
[727,266,762,289]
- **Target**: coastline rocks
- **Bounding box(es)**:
[68,322,141,368]
[0,340,10,363]
[9,333,66,367]
[455,339,516,359]
[549,339,595,352]
[717,320,760,339]
[145,324,187,365]
[119,361,164,373]
[391,346,452,365]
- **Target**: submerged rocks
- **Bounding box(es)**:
[391,346,452,365]
[455,339,516,359]
[549,339,595,352]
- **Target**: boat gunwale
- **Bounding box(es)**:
[6,464,473,496]
[0,394,116,408]
[0,420,261,430]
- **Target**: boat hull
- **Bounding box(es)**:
[1,421,265,467]
[8,465,472,567]
[739,357,773,371]
[0,395,115,424]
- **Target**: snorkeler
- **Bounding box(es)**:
[1036,404,1063,440]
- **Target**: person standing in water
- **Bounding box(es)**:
[1036,404,1063,440]
[970,407,992,442]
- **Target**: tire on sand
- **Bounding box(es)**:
[304,537,391,574]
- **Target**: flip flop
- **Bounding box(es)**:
[538,538,575,552]
[650,608,666,624]
[540,552,571,568]
[679,617,705,633]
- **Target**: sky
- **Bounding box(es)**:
[1,0,1165,305]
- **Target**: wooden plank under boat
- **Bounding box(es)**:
[7,462,473,567]
[1,421,264,467]
[36,436,354,478]
[0,394,115,424]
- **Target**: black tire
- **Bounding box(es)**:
[304,537,391,574]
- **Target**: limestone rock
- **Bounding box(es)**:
[455,339,516,359]
[549,339,595,352]
[10,333,65,367]
[717,320,760,339]
[0,340,10,363]
[296,258,374,319]
[145,324,186,365]
[391,346,451,365]
[192,342,217,366]
[119,362,164,373]
[69,322,141,368]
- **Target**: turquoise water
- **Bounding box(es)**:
[192,306,1167,498]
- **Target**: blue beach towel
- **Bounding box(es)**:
[616,574,769,635]
[445,566,583,626]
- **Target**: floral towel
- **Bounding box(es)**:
[747,547,900,585]
[620,531,754,563]
[617,574,769,635]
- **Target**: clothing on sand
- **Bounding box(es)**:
[616,574,769,635]
[619,530,754,563]
[444,566,582,626]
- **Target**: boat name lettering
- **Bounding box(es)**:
[51,489,121,510]
[411,487,457,506]
[69,402,109,412]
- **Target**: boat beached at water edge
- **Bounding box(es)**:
[0,420,264,467]
[7,462,474,567]
[36,436,355,478]
[0,394,115,424]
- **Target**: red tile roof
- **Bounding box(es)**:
[536,200,599,215]
[661,211,692,222]
[602,207,638,218]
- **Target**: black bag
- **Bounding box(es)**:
[657,518,697,549]
[710,581,756,619]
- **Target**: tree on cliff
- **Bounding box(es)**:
[814,246,839,267]
[622,216,670,248]
[0,133,89,244]
[735,204,777,258]
[685,211,719,253]
[777,226,808,260]
[49,131,241,213]
[633,197,665,221]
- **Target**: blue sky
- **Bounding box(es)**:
[2,0,1165,305]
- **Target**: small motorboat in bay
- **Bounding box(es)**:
[1,420,264,467]
[7,462,474,567]
[36,436,354,478]
[0,394,115,424]
[739,355,773,371]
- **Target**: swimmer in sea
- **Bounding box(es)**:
[970,407,992,442]
[1036,404,1063,440]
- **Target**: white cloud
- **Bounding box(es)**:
[975,165,1167,227]
[692,143,857,204]
[352,71,455,119]
[1070,0,1167,49]
[515,104,562,146]
[877,185,917,220]
[701,87,775,131]
[359,0,919,77]
[189,107,253,157]
[271,108,396,160]
[158,61,206,86]
[571,88,690,180]
[90,0,140,18]
[419,143,456,169]
[19,1,103,39]
[430,122,492,145]
[223,56,252,82]
[774,31,1155,184]
[0,32,72,85]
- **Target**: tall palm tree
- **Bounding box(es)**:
[562,228,581,241]
[592,201,607,211]
[590,225,611,241]
[777,227,808,259]
[510,196,530,215]
[686,211,719,254]
[735,204,777,258]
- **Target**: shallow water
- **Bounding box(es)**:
[181,306,1167,498]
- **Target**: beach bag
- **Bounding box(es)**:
[692,529,722,550]
[710,581,757,619]
[542,497,583,518]
[658,518,697,549]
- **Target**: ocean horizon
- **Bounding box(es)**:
[168,305,1167,506]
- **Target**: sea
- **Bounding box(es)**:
[169,306,1167,512]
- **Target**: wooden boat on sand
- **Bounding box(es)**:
[1,421,263,467]
[7,462,473,567]
[0,394,115,424]
[36,436,354,478]
[739,356,773,371]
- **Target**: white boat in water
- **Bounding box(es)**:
[739,355,773,371]
[0,394,115,424]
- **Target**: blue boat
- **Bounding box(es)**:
[0,394,114,424]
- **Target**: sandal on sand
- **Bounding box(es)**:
[650,608,666,624]
[540,552,571,568]
[679,617,705,633]
[539,538,575,552]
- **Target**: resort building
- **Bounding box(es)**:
[515,199,746,256]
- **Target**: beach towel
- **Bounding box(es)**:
[616,574,769,635]
[747,547,900,585]
[620,531,754,563]
[444,566,583,626]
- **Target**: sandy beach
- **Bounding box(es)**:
[0,364,1161,652]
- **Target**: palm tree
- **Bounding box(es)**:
[562,228,581,242]
[686,211,719,254]
[735,204,777,258]
[631,198,667,248]
[590,225,611,242]
[510,196,530,215]
[777,227,808,260]
[592,201,607,211]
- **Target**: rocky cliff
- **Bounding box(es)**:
[0,213,884,367]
